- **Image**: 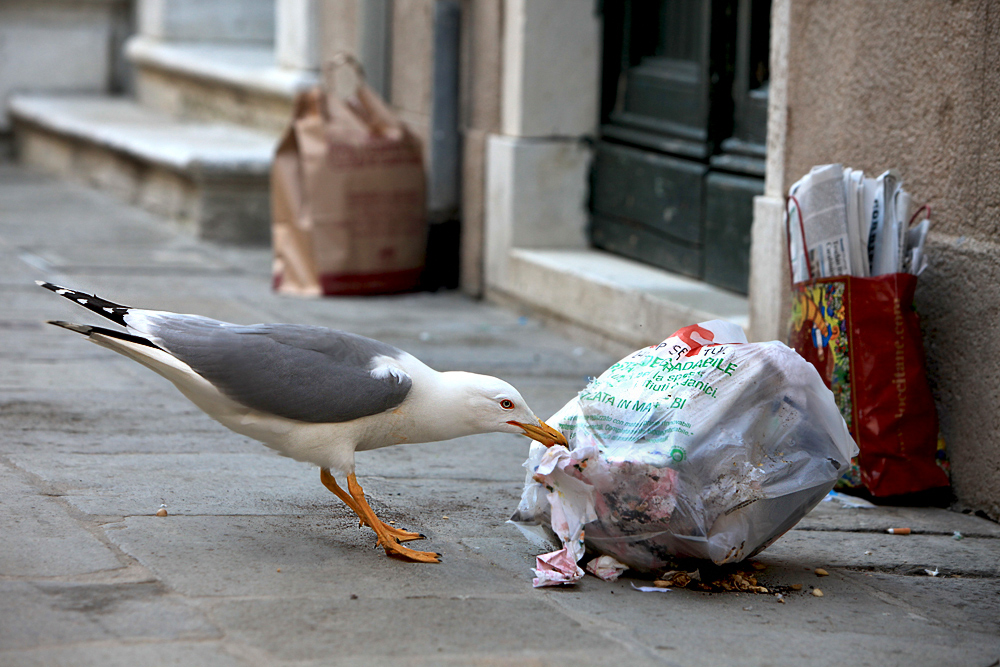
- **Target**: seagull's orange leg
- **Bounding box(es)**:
[343,473,441,563]
[320,468,424,543]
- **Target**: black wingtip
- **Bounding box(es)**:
[47,320,93,335]
[38,282,132,328]
[46,319,160,349]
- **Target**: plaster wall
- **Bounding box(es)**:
[780,0,1000,515]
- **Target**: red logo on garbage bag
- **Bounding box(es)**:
[673,324,716,357]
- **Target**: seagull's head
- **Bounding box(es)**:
[448,372,567,447]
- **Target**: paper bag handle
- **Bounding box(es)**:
[322,52,367,98]
[907,204,931,228]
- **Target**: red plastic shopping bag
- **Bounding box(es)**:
[788,260,950,497]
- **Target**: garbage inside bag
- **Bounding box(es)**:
[510,320,858,572]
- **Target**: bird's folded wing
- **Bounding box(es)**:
[125,312,412,423]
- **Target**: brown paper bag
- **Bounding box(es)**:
[271,57,427,296]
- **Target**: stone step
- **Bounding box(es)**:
[492,248,749,354]
[126,35,317,134]
[9,94,276,244]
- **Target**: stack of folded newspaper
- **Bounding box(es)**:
[787,164,929,282]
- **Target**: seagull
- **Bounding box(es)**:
[38,281,566,563]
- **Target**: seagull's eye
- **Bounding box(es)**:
[499,399,515,410]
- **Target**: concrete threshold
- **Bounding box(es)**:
[490,247,749,354]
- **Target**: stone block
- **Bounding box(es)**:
[391,0,434,116]
[916,232,1000,520]
[0,0,125,131]
[137,0,274,43]
[126,37,315,133]
[460,127,489,296]
[10,95,273,244]
[318,0,360,65]
[501,0,601,137]
[496,248,749,350]
[461,0,503,132]
[748,194,791,342]
[276,0,321,70]
[484,135,590,287]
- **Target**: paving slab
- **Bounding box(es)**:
[0,580,219,651]
[104,515,528,599]
[542,572,1000,667]
[798,498,1000,537]
[758,529,1000,577]
[0,642,246,667]
[203,596,658,666]
[0,464,121,577]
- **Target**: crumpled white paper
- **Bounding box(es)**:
[586,555,630,581]
[525,444,598,587]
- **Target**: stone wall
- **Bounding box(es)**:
[0,0,132,132]
[782,0,1000,516]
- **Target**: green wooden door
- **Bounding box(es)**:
[592,0,770,295]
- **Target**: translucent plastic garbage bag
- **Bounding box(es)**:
[511,321,859,572]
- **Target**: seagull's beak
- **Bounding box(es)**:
[508,420,568,448]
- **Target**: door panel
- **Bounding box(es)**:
[590,0,770,296]
[591,142,705,244]
[703,171,763,293]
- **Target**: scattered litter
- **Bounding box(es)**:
[632,583,671,593]
[155,504,168,517]
[791,584,803,591]
[887,527,911,535]
[532,548,584,588]
[924,567,939,577]
[586,555,629,581]
[814,568,829,577]
[276,568,281,573]
[864,550,874,555]
[742,606,753,611]
[751,561,767,571]
[775,593,786,604]
[952,531,964,540]
[822,490,876,508]
[812,588,824,597]
[442,516,449,520]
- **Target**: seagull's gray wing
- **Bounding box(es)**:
[127,313,412,423]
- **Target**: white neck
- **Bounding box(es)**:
[390,362,479,445]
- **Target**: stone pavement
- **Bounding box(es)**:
[1,162,998,667]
